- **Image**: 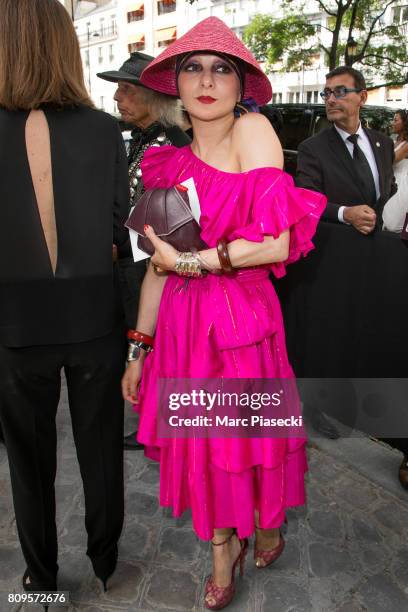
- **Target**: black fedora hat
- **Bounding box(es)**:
[97,51,153,85]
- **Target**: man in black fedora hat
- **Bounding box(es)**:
[98,53,190,451]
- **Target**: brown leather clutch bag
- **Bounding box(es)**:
[125,185,206,256]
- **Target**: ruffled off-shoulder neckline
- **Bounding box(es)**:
[186,145,285,177]
[141,143,327,279]
[142,144,285,181]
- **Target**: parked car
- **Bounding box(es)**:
[265,103,395,176]
[115,104,395,177]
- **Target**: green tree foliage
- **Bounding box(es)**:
[242,0,408,86]
[243,14,317,69]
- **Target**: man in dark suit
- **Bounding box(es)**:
[297,66,396,235]
[296,67,408,483]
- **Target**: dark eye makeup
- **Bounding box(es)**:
[182,61,201,72]
[213,62,232,73]
[182,60,233,74]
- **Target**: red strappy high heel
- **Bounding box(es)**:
[204,530,248,610]
[254,525,285,568]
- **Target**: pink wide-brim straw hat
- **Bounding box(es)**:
[140,17,272,106]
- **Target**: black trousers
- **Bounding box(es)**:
[0,327,126,587]
[117,258,147,328]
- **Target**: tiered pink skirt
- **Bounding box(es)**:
[136,269,307,540]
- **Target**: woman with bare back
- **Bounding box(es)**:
[0,0,129,599]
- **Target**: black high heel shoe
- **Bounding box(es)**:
[22,569,57,611]
[95,572,114,592]
[91,550,118,593]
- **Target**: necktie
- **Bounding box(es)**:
[347,134,377,207]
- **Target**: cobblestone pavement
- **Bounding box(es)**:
[1,380,407,612]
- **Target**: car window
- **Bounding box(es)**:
[313,114,331,135]
[279,110,308,150]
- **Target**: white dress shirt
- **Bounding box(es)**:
[382,141,408,232]
[334,122,380,223]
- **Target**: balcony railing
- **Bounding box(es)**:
[78,24,118,46]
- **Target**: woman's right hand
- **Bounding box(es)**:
[121,359,144,403]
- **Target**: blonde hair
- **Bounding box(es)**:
[0,0,93,110]
[142,88,185,128]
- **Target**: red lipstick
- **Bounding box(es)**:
[197,96,216,104]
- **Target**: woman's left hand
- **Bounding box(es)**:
[145,225,178,272]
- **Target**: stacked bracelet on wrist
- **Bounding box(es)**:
[175,251,204,277]
[127,330,154,345]
[191,248,222,275]
[127,329,154,362]
[216,239,234,273]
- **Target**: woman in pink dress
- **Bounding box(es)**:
[122,17,326,610]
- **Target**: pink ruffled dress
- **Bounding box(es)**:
[136,145,326,540]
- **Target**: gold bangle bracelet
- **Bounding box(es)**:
[175,252,203,277]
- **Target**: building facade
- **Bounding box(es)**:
[62,0,407,112]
